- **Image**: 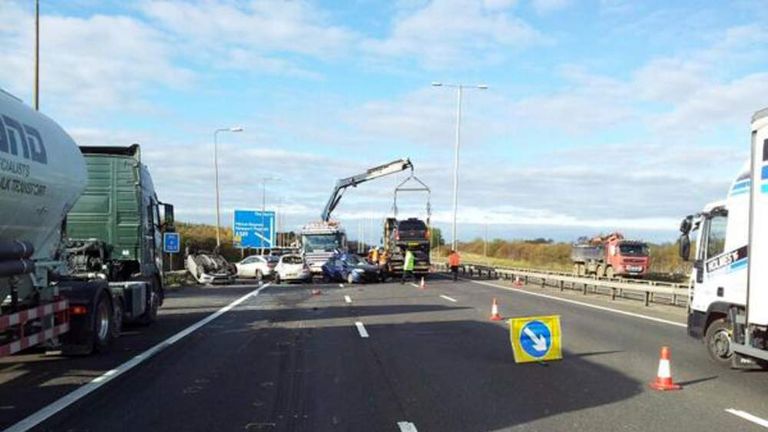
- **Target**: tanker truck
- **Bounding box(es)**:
[0,89,172,357]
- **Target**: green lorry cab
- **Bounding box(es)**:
[66,144,174,331]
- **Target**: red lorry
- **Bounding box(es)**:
[570,232,650,278]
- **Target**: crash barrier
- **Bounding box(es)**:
[434,262,689,307]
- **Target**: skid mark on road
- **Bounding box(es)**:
[5,283,271,432]
[726,409,768,429]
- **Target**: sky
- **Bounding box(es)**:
[1,0,767,244]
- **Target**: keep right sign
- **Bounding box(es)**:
[509,315,562,363]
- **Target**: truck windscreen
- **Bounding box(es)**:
[303,235,341,252]
[619,243,649,256]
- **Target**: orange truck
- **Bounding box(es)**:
[570,232,650,278]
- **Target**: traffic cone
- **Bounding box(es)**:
[312,288,322,296]
[649,346,681,391]
[419,277,426,290]
[513,276,523,288]
[489,298,502,321]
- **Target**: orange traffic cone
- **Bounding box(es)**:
[490,298,502,321]
[312,288,322,296]
[513,276,523,288]
[419,277,426,290]
[649,346,681,391]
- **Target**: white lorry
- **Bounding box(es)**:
[680,107,768,368]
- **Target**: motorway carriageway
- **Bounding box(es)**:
[3,275,768,431]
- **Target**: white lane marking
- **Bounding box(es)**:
[440,295,457,303]
[355,321,369,338]
[409,283,420,288]
[726,409,768,428]
[468,279,686,328]
[344,295,352,304]
[5,284,271,432]
[397,421,418,432]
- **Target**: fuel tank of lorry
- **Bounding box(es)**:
[0,90,87,261]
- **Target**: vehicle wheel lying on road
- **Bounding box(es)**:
[92,290,115,353]
[705,318,733,367]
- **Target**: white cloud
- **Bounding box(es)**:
[361,0,545,68]
[531,0,572,14]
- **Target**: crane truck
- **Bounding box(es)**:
[679,107,768,369]
[300,158,413,275]
[0,90,173,357]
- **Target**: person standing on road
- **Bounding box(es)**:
[401,249,415,284]
[448,250,461,282]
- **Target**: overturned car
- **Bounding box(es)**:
[185,250,237,284]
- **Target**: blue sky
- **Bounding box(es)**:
[2,0,767,243]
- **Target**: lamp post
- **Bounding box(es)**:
[213,126,243,248]
[260,177,279,255]
[431,82,487,251]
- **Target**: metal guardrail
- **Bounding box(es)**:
[434,262,690,308]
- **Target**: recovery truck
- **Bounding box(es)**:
[570,232,650,278]
[300,158,413,275]
[0,90,172,357]
[679,107,768,368]
[380,172,432,277]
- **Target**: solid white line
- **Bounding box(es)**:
[355,321,369,338]
[5,284,271,432]
[468,279,686,328]
[440,295,458,303]
[397,421,418,432]
[726,408,768,428]
[344,295,352,304]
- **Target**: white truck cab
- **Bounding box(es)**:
[681,107,768,368]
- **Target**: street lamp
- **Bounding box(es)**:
[260,177,280,255]
[431,82,487,251]
[213,126,244,248]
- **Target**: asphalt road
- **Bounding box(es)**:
[5,274,768,431]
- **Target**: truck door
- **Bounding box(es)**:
[696,213,729,306]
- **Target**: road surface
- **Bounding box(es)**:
[4,275,768,431]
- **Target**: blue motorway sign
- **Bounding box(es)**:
[233,209,275,249]
[163,232,181,253]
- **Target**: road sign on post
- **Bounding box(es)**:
[163,232,180,253]
[233,209,275,249]
[509,315,562,363]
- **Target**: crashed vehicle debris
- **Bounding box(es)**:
[185,249,237,284]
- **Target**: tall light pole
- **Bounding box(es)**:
[260,177,279,255]
[431,82,487,251]
[213,126,243,248]
[34,0,40,111]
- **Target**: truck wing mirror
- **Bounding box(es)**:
[679,216,692,235]
[163,204,175,232]
[678,235,691,262]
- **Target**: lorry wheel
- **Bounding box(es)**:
[596,265,605,278]
[705,318,734,367]
[577,264,586,276]
[137,278,161,326]
[573,264,579,275]
[111,298,124,340]
[605,266,615,279]
[92,291,115,353]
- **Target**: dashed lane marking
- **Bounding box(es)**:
[726,408,768,429]
[5,284,272,432]
[397,421,418,431]
[440,295,457,303]
[355,321,369,338]
[344,295,352,304]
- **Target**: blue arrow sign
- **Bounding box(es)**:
[163,232,180,253]
[519,320,552,358]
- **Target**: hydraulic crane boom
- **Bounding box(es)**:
[321,158,413,222]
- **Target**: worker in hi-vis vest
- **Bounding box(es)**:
[401,249,415,284]
[448,250,461,282]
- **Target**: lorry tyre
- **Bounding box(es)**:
[573,264,579,275]
[137,277,161,326]
[596,265,605,278]
[92,290,115,353]
[111,298,124,340]
[705,318,733,367]
[577,264,586,276]
[605,266,615,279]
